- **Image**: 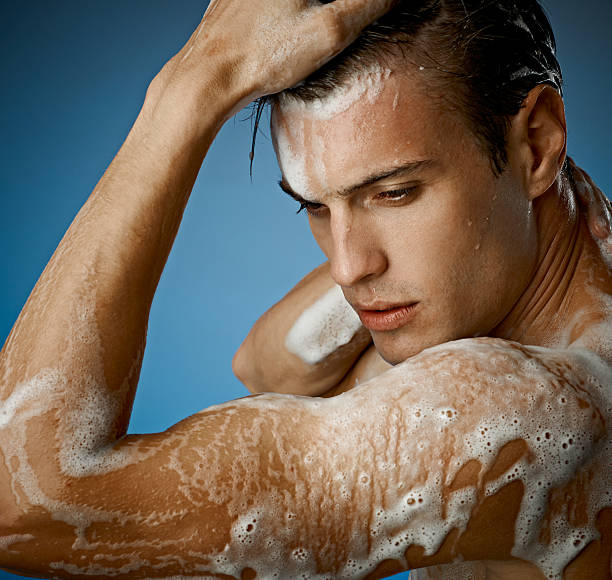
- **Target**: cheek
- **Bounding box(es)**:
[418,179,520,270]
[308,217,332,256]
[382,199,482,275]
[472,181,535,279]
[378,196,501,308]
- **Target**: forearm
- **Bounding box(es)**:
[233,261,373,396]
[0,60,241,462]
[0,0,397,431]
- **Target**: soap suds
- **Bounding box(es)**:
[274,115,315,200]
[285,284,362,365]
[194,338,609,579]
[274,65,393,200]
[1,263,609,579]
[278,65,392,121]
[0,534,35,552]
[1,337,609,578]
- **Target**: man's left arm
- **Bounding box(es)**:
[0,337,608,578]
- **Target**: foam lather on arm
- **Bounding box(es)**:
[285,284,363,365]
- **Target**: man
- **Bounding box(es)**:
[0,2,609,580]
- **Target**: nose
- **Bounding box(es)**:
[327,209,387,288]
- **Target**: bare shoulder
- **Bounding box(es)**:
[4,337,609,579]
[358,336,610,419]
[340,336,610,578]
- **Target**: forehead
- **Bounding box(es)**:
[270,66,470,199]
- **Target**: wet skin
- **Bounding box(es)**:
[0,0,610,577]
[271,66,610,366]
[268,65,612,577]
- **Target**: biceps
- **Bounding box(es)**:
[5,368,604,579]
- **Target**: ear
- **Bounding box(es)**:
[506,85,567,200]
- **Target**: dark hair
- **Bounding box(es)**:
[251,0,563,177]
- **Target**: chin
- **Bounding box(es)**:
[373,339,422,366]
[373,331,452,366]
[380,353,404,366]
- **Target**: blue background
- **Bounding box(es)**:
[0,1,610,578]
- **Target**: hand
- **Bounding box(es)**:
[149,0,396,116]
[568,157,612,245]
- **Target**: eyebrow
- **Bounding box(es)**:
[277,159,435,204]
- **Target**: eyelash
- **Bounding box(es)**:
[296,201,323,215]
[296,187,418,216]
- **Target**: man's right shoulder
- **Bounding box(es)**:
[336,336,610,577]
[378,336,609,409]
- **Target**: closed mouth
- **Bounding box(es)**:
[355,302,419,332]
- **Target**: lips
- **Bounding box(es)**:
[355,302,419,332]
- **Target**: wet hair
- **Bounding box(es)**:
[251,0,563,177]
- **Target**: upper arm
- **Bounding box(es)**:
[3,338,609,579]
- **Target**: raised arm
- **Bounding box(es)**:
[0,0,394,565]
[0,0,397,456]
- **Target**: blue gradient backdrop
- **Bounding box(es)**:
[1,1,610,578]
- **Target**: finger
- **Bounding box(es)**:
[576,179,608,239]
[571,163,597,218]
[572,164,611,239]
[580,167,612,214]
[570,163,601,235]
[317,0,397,50]
[578,167,612,236]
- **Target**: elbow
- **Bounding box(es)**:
[232,342,260,394]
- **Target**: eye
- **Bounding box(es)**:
[376,186,419,203]
[296,201,325,217]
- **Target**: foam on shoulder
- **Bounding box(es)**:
[1,313,609,578]
[0,534,35,552]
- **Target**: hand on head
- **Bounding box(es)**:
[150,0,396,114]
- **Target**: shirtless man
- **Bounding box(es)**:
[0,0,609,578]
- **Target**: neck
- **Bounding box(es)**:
[492,175,611,357]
